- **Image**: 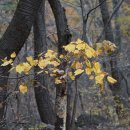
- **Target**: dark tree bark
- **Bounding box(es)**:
[0,0,42,122]
[99,0,129,124]
[33,0,55,125]
[80,0,92,45]
[99,0,114,42]
[99,0,120,87]
[112,0,122,51]
[48,0,71,129]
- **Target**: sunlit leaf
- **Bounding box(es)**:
[1,59,13,66]
[19,84,28,94]
[22,62,32,74]
[45,50,57,59]
[10,52,16,58]
[16,64,25,74]
[26,56,38,66]
[59,54,64,59]
[50,61,60,67]
[95,73,106,85]
[38,58,49,69]
[93,62,101,74]
[85,68,93,75]
[75,61,82,69]
[107,76,117,84]
[86,60,91,68]
[63,44,76,52]
[68,72,75,80]
[76,43,86,50]
[16,62,31,74]
[89,75,94,80]
[74,69,84,76]
[55,78,62,84]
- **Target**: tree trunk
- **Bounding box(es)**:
[99,0,129,125]
[33,0,55,125]
[112,0,122,51]
[48,0,71,129]
[0,0,42,123]
[99,0,114,42]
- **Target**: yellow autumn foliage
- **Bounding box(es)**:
[19,84,28,94]
[1,39,117,93]
[74,69,84,76]
[10,52,16,58]
[107,76,117,84]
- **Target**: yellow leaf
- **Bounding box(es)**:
[95,73,106,85]
[85,47,96,58]
[95,43,103,49]
[71,61,76,69]
[89,75,94,80]
[60,54,64,59]
[75,62,82,69]
[86,60,91,68]
[45,50,57,59]
[71,61,82,69]
[74,69,84,76]
[95,49,103,56]
[76,43,86,50]
[16,64,25,73]
[22,62,32,74]
[55,78,62,84]
[68,72,75,80]
[103,40,117,53]
[26,56,38,66]
[73,50,80,55]
[85,68,93,75]
[107,76,117,84]
[19,84,28,94]
[52,69,59,73]
[76,39,83,44]
[38,58,49,69]
[95,76,103,85]
[93,62,101,74]
[50,61,60,67]
[10,52,16,58]
[63,44,76,52]
[1,59,13,66]
[16,62,31,74]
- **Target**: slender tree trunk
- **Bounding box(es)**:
[66,82,73,130]
[80,0,92,45]
[70,80,78,130]
[33,0,55,125]
[99,0,129,125]
[0,0,42,123]
[99,0,114,42]
[112,0,122,51]
[48,0,71,129]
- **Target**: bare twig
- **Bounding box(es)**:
[96,0,125,42]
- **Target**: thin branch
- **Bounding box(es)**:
[96,0,125,42]
[0,74,34,79]
[84,0,107,24]
[80,0,107,45]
